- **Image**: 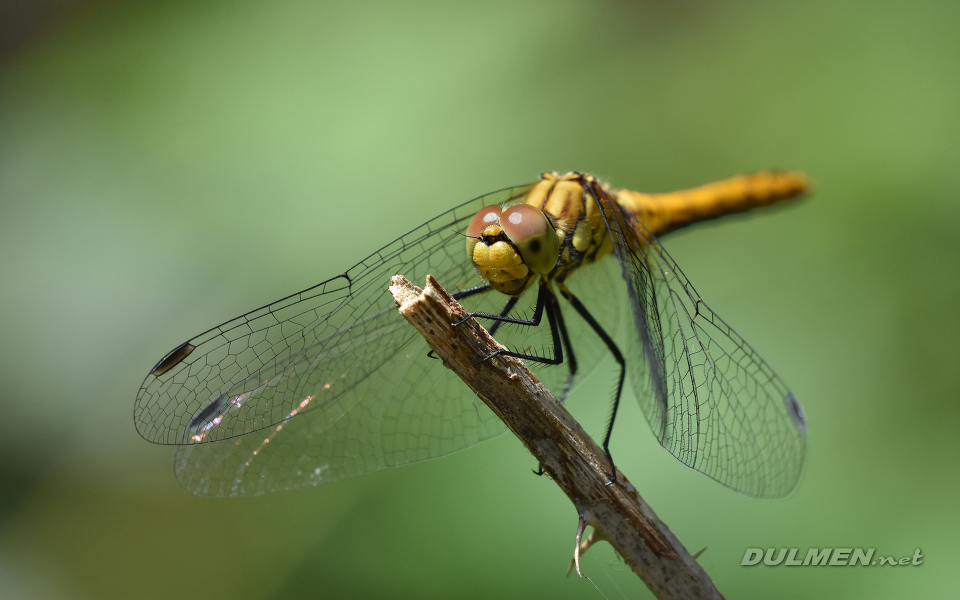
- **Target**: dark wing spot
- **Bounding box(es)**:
[150,342,196,377]
[784,393,807,432]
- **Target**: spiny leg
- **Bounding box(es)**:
[455,283,567,478]
[451,287,557,479]
[455,281,548,328]
[487,296,517,337]
[451,283,492,301]
[427,293,517,360]
[451,282,517,335]
[557,282,625,487]
[532,289,581,477]
[427,283,492,361]
[551,292,578,405]
[472,283,562,367]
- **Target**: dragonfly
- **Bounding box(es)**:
[136,171,809,498]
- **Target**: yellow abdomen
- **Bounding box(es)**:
[615,170,810,236]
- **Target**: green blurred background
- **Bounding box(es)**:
[1,0,957,598]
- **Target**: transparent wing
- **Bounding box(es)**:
[598,189,807,498]
[170,254,623,497]
[136,184,541,496]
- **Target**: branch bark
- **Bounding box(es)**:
[390,274,724,600]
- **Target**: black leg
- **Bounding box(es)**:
[487,296,518,337]
[455,282,548,328]
[481,291,557,481]
[472,285,563,366]
[451,283,492,301]
[551,292,577,404]
[427,295,517,360]
[557,282,625,487]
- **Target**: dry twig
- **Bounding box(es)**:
[390,275,724,600]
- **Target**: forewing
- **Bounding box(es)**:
[135,183,534,495]
[597,190,807,498]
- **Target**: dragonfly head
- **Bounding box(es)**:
[466,204,560,295]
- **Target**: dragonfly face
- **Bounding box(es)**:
[136,170,810,498]
[466,203,559,295]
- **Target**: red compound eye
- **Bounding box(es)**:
[500,205,559,275]
[465,205,502,261]
[466,205,502,239]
